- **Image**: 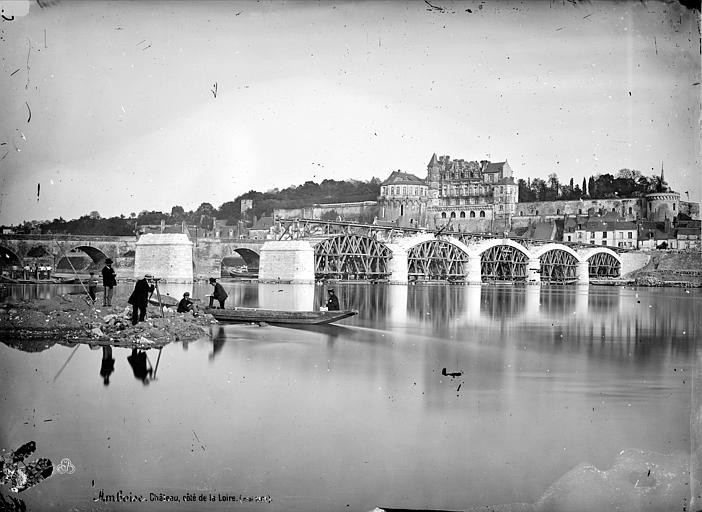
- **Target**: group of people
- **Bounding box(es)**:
[94,258,341,324]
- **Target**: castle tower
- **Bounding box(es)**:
[426,153,442,200]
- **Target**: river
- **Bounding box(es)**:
[0,281,699,511]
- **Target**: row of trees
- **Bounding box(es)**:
[517,169,667,203]
[18,178,382,236]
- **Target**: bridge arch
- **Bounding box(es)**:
[0,246,22,274]
[56,245,110,272]
[405,236,471,281]
[470,239,531,282]
[580,247,622,278]
[313,234,392,280]
[531,244,582,283]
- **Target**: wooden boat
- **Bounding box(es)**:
[204,307,358,325]
[228,269,259,279]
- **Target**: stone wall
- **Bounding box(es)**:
[274,201,378,222]
[514,198,643,220]
[679,201,699,219]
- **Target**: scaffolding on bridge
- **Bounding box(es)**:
[480,245,528,282]
[539,249,579,283]
[588,252,621,278]
[314,234,392,280]
[407,240,468,281]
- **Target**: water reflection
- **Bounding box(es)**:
[0,283,698,511]
[126,349,154,384]
[100,346,114,386]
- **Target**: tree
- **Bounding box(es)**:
[171,205,185,220]
[582,177,587,197]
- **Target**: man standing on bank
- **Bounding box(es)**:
[326,288,340,311]
[128,273,155,325]
[208,278,228,309]
[101,258,117,307]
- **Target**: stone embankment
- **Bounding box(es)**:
[626,251,702,287]
[0,292,217,350]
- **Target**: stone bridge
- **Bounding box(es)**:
[0,234,266,280]
[0,231,647,284]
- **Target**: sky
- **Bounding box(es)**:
[0,0,699,225]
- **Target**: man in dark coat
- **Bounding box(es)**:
[127,273,155,325]
[208,278,228,309]
[101,258,117,307]
[326,289,340,311]
[177,292,194,314]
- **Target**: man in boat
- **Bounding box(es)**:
[127,273,155,325]
[101,258,117,307]
[326,288,340,311]
[177,291,195,314]
[208,277,228,309]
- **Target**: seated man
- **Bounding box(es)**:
[177,292,194,314]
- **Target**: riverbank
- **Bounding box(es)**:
[625,251,702,287]
[0,292,217,349]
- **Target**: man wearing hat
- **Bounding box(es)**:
[101,258,117,307]
[127,274,155,325]
[177,291,195,314]
[208,277,228,309]
[326,288,340,311]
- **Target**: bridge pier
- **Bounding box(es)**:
[134,234,193,283]
[386,244,408,284]
[527,257,541,284]
[576,260,590,285]
[258,241,315,283]
[465,256,482,284]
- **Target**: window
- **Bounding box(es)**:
[578,209,582,214]
[602,240,607,246]
[498,205,503,211]
[480,211,486,218]
[673,204,676,211]
[628,232,632,239]
[381,187,386,195]
[460,211,466,218]
[628,207,633,215]
[590,232,595,238]
[400,204,404,216]
[441,212,447,218]
[535,210,539,216]
[556,209,560,215]
[602,232,607,238]
[470,211,476,218]
[402,186,407,195]
[450,212,456,218]
[520,211,523,216]
[567,235,572,241]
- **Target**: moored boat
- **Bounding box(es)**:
[204,307,358,325]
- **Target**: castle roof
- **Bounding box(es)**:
[428,153,439,167]
[483,162,507,173]
[583,220,637,231]
[381,170,425,186]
